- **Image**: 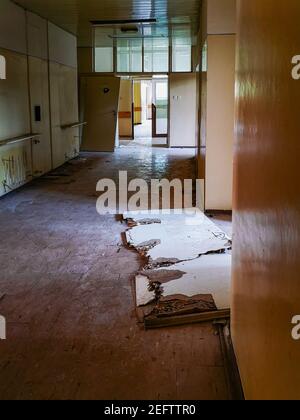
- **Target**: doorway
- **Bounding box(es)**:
[133,80,152,139]
[119,77,169,147]
[152,78,168,139]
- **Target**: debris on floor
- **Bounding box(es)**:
[123,209,232,328]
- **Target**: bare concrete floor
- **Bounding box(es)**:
[0,145,232,400]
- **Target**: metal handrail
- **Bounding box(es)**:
[0,133,40,148]
[61,122,87,130]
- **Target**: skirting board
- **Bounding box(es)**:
[144,309,230,330]
[205,210,233,215]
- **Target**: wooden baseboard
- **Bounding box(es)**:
[216,321,245,400]
[205,210,233,216]
[144,309,230,330]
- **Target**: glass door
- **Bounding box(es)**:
[152,78,168,138]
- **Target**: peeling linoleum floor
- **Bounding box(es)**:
[0,145,232,400]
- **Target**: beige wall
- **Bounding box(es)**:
[0,0,78,197]
[78,47,93,74]
[119,79,133,138]
[199,0,236,210]
[205,35,235,210]
[232,0,300,400]
[169,73,197,148]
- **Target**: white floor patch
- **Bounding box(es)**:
[123,209,232,313]
[137,253,231,309]
[124,209,231,263]
[135,274,157,306]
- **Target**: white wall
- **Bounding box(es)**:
[48,23,79,167]
[0,0,27,54]
[27,12,48,60]
[48,22,77,68]
[169,74,197,148]
[0,0,78,197]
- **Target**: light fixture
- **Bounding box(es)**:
[121,25,139,34]
[91,19,157,26]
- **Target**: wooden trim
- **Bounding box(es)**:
[152,103,168,138]
[131,101,135,139]
[144,309,230,330]
[205,210,233,216]
[217,322,245,401]
[118,112,132,119]
[152,103,156,137]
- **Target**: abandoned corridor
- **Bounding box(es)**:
[0,145,232,400]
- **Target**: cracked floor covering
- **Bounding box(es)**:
[0,145,232,400]
[124,210,232,310]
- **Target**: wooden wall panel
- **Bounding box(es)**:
[232,0,300,400]
[207,0,237,34]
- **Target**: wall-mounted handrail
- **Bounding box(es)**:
[61,122,87,130]
[0,134,40,148]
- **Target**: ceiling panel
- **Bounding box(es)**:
[14,0,201,46]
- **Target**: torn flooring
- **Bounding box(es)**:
[123,209,232,328]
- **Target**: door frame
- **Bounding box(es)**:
[131,76,170,145]
[152,78,169,139]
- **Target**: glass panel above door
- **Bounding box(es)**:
[144,38,169,73]
[117,39,143,73]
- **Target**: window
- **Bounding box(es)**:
[117,39,143,73]
[94,27,114,72]
[172,40,192,72]
[93,24,194,74]
[95,47,114,73]
[172,28,192,72]
[144,38,169,73]
[202,41,208,72]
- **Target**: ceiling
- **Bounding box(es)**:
[14,0,201,46]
